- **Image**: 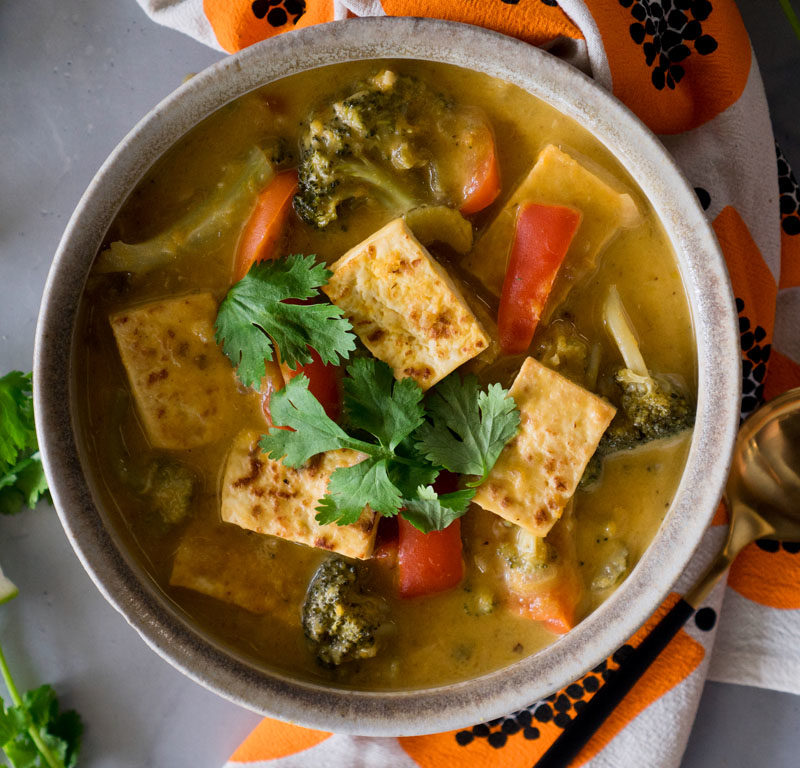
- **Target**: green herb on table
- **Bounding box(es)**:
[0,665,82,768]
[0,372,48,517]
[214,254,356,388]
[260,358,520,533]
[0,372,83,768]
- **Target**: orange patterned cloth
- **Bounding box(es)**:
[134,1,800,765]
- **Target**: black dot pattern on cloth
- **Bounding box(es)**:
[453,645,636,749]
[736,296,771,420]
[756,539,800,555]
[251,0,306,27]
[694,606,717,631]
[777,143,800,236]
[619,0,718,91]
[694,186,711,211]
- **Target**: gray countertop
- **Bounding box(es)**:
[1,1,798,765]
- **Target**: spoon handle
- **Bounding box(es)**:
[533,597,694,768]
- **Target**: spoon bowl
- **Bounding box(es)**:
[731,387,800,538]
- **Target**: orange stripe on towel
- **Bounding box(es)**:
[729,542,800,610]
[381,0,582,46]
[585,0,750,134]
[228,718,331,763]
[204,0,334,53]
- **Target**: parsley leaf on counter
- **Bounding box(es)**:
[261,358,519,532]
[415,375,520,487]
[0,372,49,516]
[214,254,356,388]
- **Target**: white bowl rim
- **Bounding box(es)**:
[34,16,740,736]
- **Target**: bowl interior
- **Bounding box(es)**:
[34,17,740,735]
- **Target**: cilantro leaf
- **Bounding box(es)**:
[0,703,28,745]
[316,458,402,525]
[414,376,520,486]
[259,375,357,466]
[214,254,356,388]
[0,684,83,768]
[0,373,36,474]
[343,358,424,449]
[259,361,519,532]
[401,485,475,533]
[0,372,48,516]
[387,441,439,499]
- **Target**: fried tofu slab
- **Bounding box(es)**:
[220,430,378,559]
[170,519,309,621]
[109,293,238,450]
[322,218,490,390]
[462,145,640,305]
[473,357,616,536]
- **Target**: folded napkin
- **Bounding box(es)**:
[135,1,800,764]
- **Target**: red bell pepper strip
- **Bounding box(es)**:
[233,169,298,282]
[497,202,581,355]
[397,473,464,599]
[280,348,342,423]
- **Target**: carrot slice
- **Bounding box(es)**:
[497,202,581,355]
[233,169,298,282]
[459,116,501,215]
[510,565,582,634]
[505,517,583,634]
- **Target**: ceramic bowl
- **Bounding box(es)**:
[34,17,740,736]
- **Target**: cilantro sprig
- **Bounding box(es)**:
[0,372,48,516]
[214,254,356,388]
[260,358,520,533]
[0,669,82,768]
[0,371,83,767]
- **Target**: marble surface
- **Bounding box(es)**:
[0,1,798,766]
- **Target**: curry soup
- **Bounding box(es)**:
[74,60,695,690]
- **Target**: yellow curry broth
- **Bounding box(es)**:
[74,60,695,689]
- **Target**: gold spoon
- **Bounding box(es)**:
[535,386,800,768]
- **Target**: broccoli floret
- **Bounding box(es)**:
[462,583,498,616]
[294,153,417,230]
[583,286,695,481]
[294,71,448,229]
[615,368,694,440]
[495,525,560,597]
[534,319,596,387]
[301,557,388,667]
[139,459,195,525]
[591,541,629,592]
[578,452,603,490]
